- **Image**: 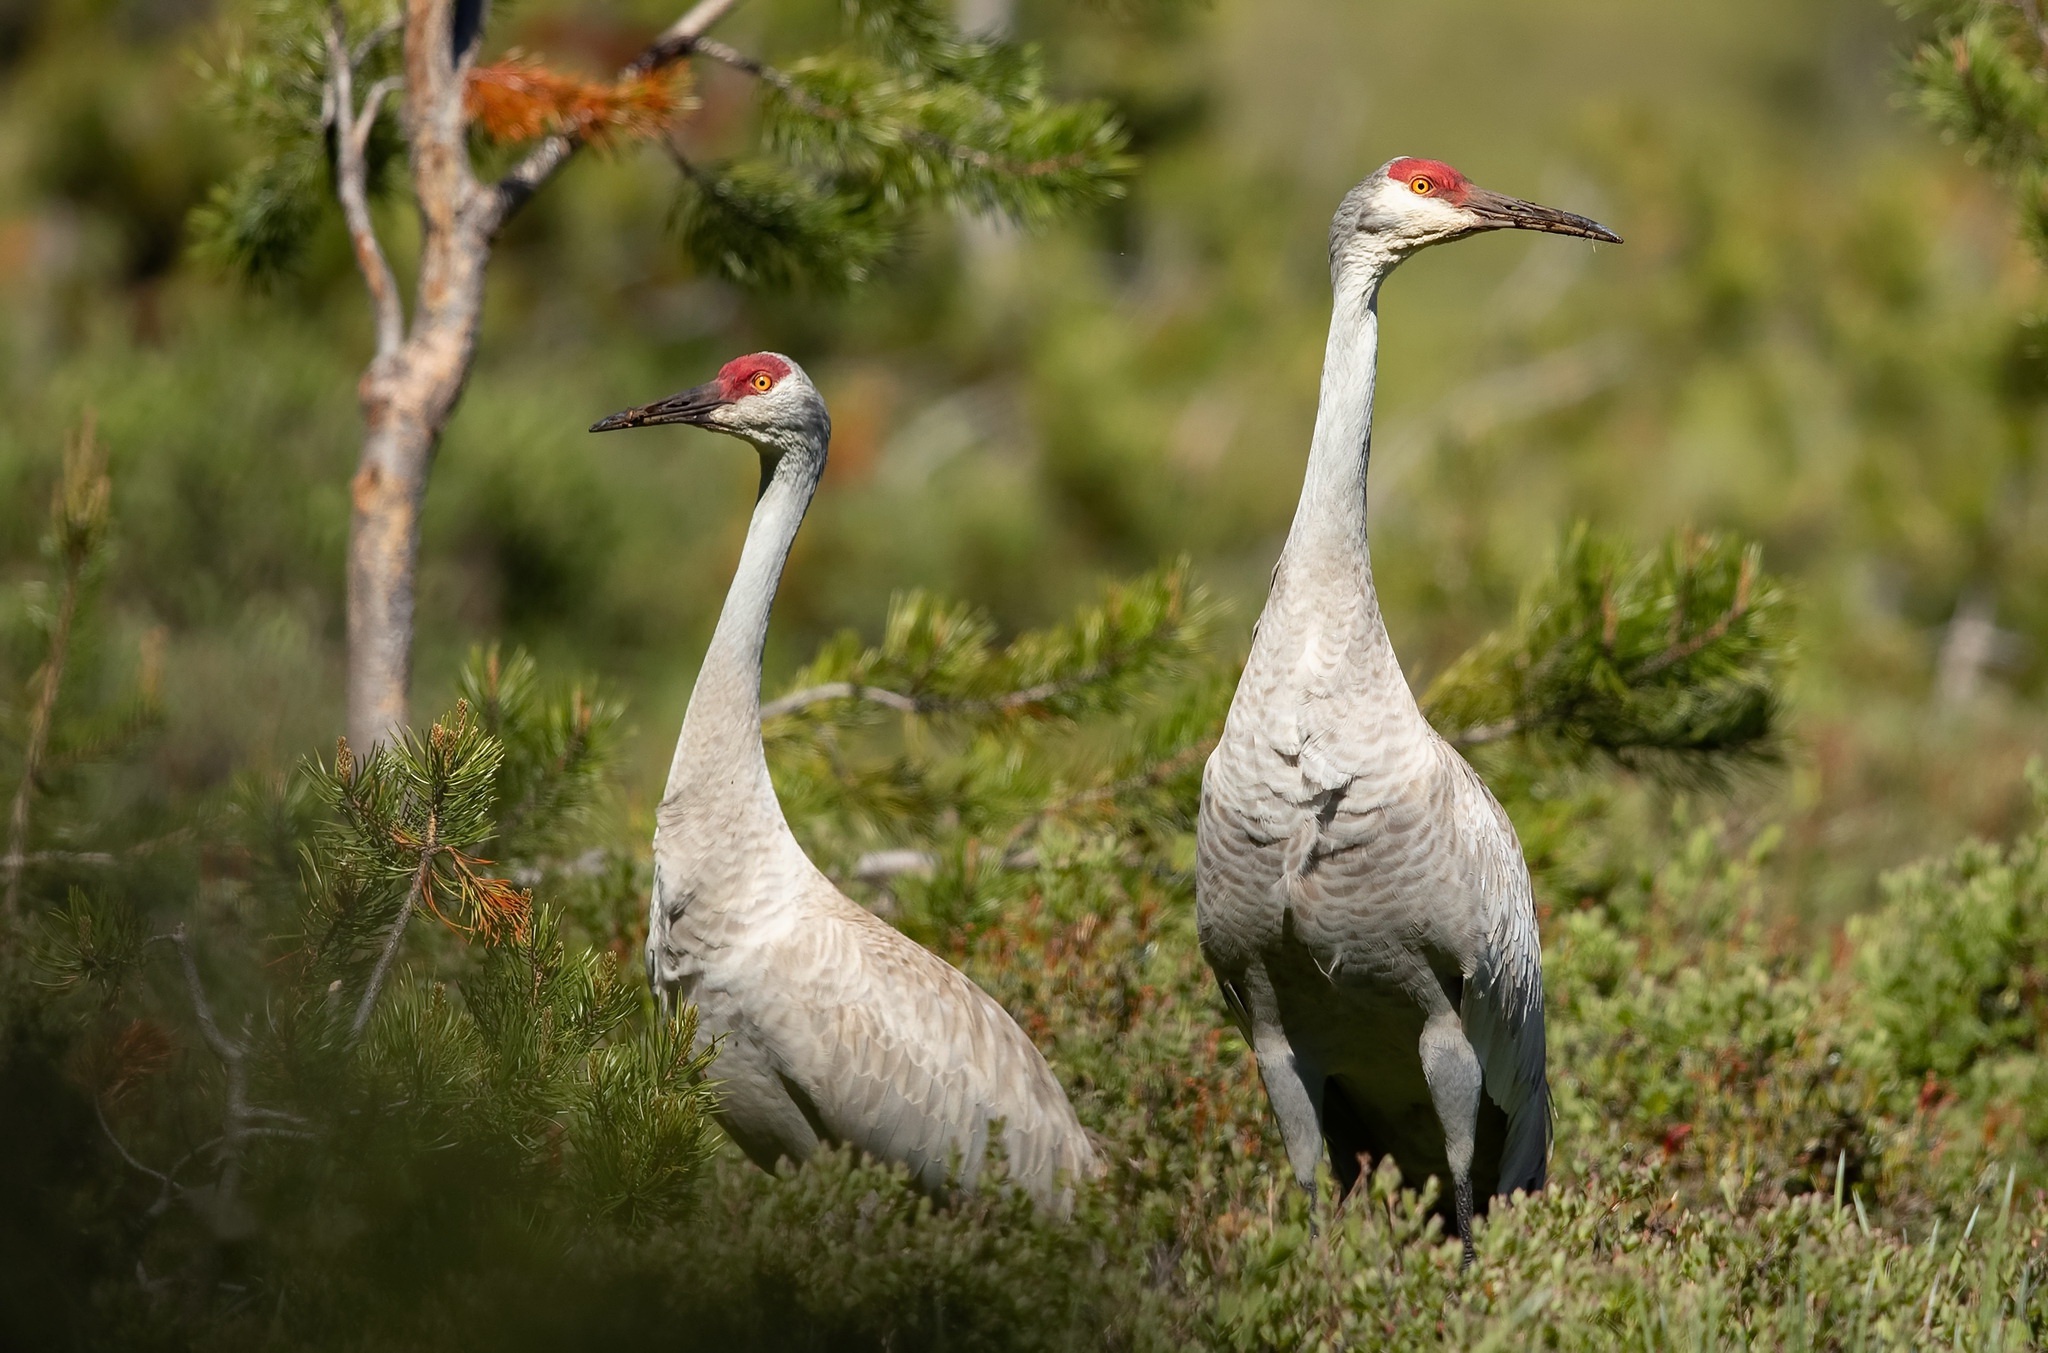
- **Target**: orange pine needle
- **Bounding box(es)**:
[439,848,534,944]
[467,55,689,148]
[99,1018,175,1104]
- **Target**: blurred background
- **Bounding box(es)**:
[0,0,2040,927]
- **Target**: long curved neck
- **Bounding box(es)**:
[1276,264,1386,597]
[662,451,820,819]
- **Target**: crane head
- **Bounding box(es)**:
[1332,158,1620,276]
[589,352,831,461]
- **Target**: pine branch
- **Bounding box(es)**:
[1632,552,1756,679]
[843,732,1217,886]
[767,561,1204,729]
[5,830,194,873]
[93,1097,183,1217]
[992,733,1215,860]
[78,924,314,1237]
[710,43,1125,204]
[761,667,1128,720]
[306,701,531,1040]
[456,645,621,860]
[4,578,78,925]
[160,925,243,1069]
[843,0,954,67]
[63,666,718,1286]
[191,0,372,282]
[1895,0,2048,254]
[669,14,1127,284]
[767,565,1220,926]
[1423,526,1789,785]
[348,811,433,1047]
[6,419,112,929]
[693,37,812,105]
[763,681,922,719]
[669,153,896,289]
[155,925,260,1229]
[35,888,145,994]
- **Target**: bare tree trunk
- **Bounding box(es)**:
[330,0,743,749]
[346,417,421,751]
[346,399,450,750]
[342,258,488,751]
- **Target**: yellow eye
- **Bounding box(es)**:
[1410,176,1434,195]
[750,372,774,393]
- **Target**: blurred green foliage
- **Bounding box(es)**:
[1895,0,2048,257]
[4,0,2048,1346]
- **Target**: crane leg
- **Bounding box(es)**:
[1232,968,1326,1215]
[1252,1024,1327,1208]
[1419,1010,1480,1269]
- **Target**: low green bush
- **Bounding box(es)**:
[3,528,2044,1349]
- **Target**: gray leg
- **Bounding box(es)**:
[1419,1010,1481,1269]
[1250,1020,1325,1204]
[1237,968,1324,1209]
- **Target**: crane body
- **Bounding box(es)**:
[1196,159,1619,1261]
[592,355,1098,1210]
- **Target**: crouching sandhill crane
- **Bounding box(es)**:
[591,354,1098,1210]
[1196,159,1620,1264]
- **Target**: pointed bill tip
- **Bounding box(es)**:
[1465,187,1622,245]
[589,381,726,435]
[1507,208,1622,245]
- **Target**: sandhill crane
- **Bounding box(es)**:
[590,354,1098,1210]
[1196,159,1619,1263]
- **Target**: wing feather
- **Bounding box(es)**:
[753,877,1098,1208]
[1437,742,1551,1193]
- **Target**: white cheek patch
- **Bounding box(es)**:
[1373,185,1472,245]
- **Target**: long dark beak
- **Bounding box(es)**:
[589,380,725,433]
[1463,187,1622,244]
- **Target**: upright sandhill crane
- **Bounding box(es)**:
[591,354,1098,1209]
[1196,159,1619,1263]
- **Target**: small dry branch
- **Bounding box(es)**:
[5,417,111,927]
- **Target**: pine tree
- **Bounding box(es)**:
[189,0,1132,750]
[1893,0,2048,257]
[33,668,718,1335]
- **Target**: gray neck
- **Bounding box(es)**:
[662,451,819,817]
[1276,264,1385,596]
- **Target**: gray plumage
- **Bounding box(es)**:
[592,354,1099,1210]
[1195,158,1619,1261]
